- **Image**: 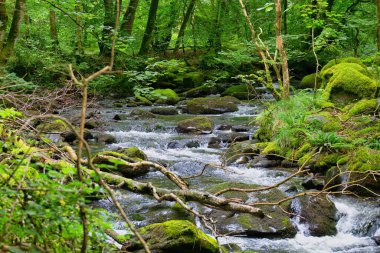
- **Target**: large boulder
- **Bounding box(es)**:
[223,140,258,165]
[145,89,180,105]
[185,96,240,114]
[321,60,377,105]
[176,117,214,134]
[299,73,322,89]
[124,220,219,253]
[205,183,297,238]
[36,120,68,133]
[293,194,338,236]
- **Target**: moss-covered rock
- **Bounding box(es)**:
[136,95,153,106]
[223,84,258,100]
[124,220,219,253]
[294,194,338,236]
[130,108,156,119]
[224,140,259,165]
[117,146,147,160]
[183,71,205,87]
[348,147,380,171]
[345,99,379,117]
[321,57,365,76]
[36,120,68,133]
[321,63,377,105]
[176,117,214,134]
[186,96,240,114]
[150,107,178,115]
[299,73,322,89]
[206,183,297,238]
[146,89,180,105]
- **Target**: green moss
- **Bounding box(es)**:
[346,99,379,117]
[136,95,153,106]
[262,141,283,156]
[295,143,312,160]
[321,57,365,78]
[322,63,377,102]
[176,117,214,134]
[146,89,179,105]
[186,96,239,114]
[118,147,147,160]
[300,73,322,89]
[36,119,68,132]
[223,84,256,99]
[348,147,380,171]
[314,153,341,169]
[141,220,219,253]
[298,152,314,166]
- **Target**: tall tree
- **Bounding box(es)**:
[99,0,115,57]
[0,0,26,67]
[75,2,84,55]
[174,0,196,54]
[0,0,7,51]
[377,0,380,51]
[275,0,290,98]
[120,0,139,37]
[139,0,159,55]
[49,10,59,49]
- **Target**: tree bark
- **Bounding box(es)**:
[283,0,287,35]
[99,0,115,57]
[174,0,196,54]
[49,10,59,49]
[275,0,289,98]
[377,0,380,51]
[139,0,159,55]
[120,0,139,37]
[0,0,7,51]
[0,0,25,66]
[75,3,84,55]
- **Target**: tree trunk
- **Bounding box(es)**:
[0,0,25,66]
[0,0,7,51]
[99,0,115,57]
[120,0,139,37]
[49,10,59,49]
[155,0,179,53]
[275,0,289,98]
[174,0,196,54]
[283,0,287,35]
[139,0,159,55]
[75,3,84,55]
[208,0,225,52]
[377,0,380,51]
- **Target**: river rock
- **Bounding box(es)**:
[373,236,380,245]
[130,108,156,119]
[60,130,94,143]
[124,220,219,253]
[216,124,233,130]
[176,117,214,134]
[294,194,338,236]
[150,107,178,115]
[302,177,324,191]
[232,125,250,132]
[205,182,297,238]
[217,132,250,144]
[117,146,147,160]
[184,140,200,148]
[167,141,180,149]
[208,137,222,149]
[224,140,258,165]
[250,156,281,168]
[185,96,240,114]
[96,133,117,144]
[84,119,99,129]
[36,120,68,133]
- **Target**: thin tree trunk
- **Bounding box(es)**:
[275,0,289,98]
[0,0,25,66]
[0,0,7,51]
[377,0,380,51]
[49,10,59,49]
[120,0,139,36]
[139,0,159,55]
[75,3,84,55]
[238,0,281,100]
[174,0,196,54]
[99,0,115,57]
[283,0,287,35]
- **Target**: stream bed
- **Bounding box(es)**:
[67,100,380,253]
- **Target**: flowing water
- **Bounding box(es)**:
[76,100,380,253]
